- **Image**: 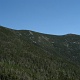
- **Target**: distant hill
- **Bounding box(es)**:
[0,26,80,80]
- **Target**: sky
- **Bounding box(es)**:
[0,0,80,35]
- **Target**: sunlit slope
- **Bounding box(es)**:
[0,26,80,80]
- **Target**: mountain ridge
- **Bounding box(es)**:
[0,26,80,80]
[1,25,79,36]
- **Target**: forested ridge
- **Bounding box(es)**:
[0,26,80,80]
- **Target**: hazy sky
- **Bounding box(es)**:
[0,0,80,35]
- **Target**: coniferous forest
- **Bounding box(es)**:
[0,26,80,80]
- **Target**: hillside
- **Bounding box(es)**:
[0,26,80,80]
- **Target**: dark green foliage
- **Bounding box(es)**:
[0,26,80,80]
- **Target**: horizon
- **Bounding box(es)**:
[0,0,80,35]
[0,25,80,36]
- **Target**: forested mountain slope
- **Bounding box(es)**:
[0,26,80,80]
